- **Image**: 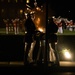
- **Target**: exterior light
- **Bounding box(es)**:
[36,7,41,11]
[20,10,23,14]
[26,0,29,3]
[25,13,27,16]
[38,27,45,33]
[52,16,55,19]
[38,28,44,32]
[62,49,72,59]
[64,51,71,59]
[30,11,33,14]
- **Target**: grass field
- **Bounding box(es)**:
[0,28,25,35]
[0,28,75,35]
[57,29,75,35]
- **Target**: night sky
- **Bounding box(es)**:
[48,0,75,20]
[34,0,75,21]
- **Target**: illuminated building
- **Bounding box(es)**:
[0,0,26,19]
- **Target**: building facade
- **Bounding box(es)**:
[0,0,26,19]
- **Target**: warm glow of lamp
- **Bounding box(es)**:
[36,7,41,11]
[64,51,71,59]
[20,10,23,14]
[62,49,72,59]
[26,0,29,3]
[36,18,40,25]
[38,28,43,32]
